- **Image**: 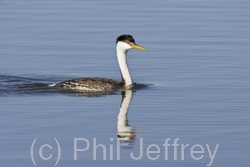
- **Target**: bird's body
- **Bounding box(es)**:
[52,77,124,92]
[50,34,146,92]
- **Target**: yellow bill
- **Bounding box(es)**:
[131,43,146,50]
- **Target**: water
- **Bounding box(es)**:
[0,0,250,166]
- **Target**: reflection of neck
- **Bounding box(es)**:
[116,48,133,86]
[117,90,133,127]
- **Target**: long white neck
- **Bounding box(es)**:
[116,47,133,86]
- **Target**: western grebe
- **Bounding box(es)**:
[50,34,146,91]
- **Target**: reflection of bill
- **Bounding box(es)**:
[117,90,136,148]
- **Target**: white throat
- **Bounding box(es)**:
[116,42,133,86]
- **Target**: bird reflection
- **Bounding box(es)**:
[117,90,136,148]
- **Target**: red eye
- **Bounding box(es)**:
[127,41,131,44]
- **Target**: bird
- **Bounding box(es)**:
[50,34,146,92]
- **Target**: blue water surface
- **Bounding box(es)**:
[0,0,250,166]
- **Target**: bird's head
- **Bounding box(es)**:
[116,34,146,52]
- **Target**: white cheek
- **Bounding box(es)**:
[116,41,132,51]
